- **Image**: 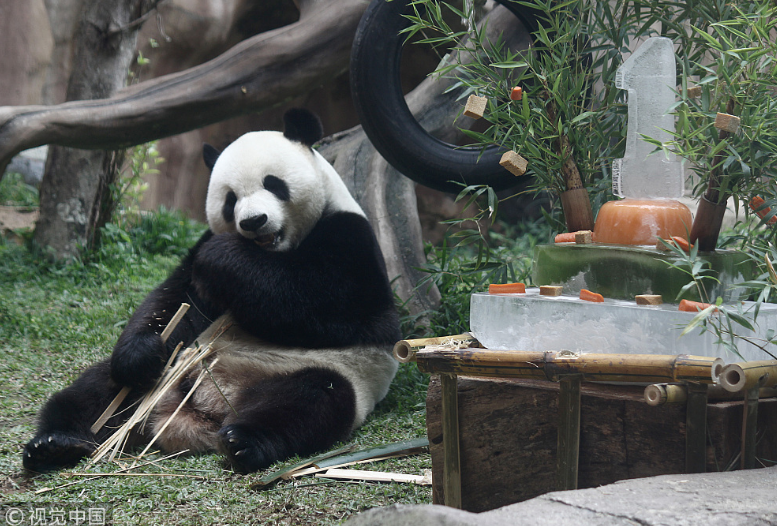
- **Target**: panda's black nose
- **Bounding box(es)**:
[240,214,268,232]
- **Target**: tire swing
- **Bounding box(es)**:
[350,0,543,194]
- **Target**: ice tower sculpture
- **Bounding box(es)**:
[612,37,683,199]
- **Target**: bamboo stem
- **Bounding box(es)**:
[718,360,777,393]
[393,334,479,363]
[644,384,688,406]
[90,303,190,434]
[415,349,721,385]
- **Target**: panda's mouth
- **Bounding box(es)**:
[253,230,282,248]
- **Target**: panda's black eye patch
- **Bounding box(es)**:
[223,191,237,223]
[263,175,290,201]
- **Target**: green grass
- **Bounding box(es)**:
[0,210,431,524]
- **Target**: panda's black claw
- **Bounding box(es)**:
[218,424,277,474]
[23,433,96,473]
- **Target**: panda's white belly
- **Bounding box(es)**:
[150,315,398,453]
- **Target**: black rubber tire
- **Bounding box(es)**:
[350,0,542,194]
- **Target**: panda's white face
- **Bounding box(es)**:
[205,131,328,252]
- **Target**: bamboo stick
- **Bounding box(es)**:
[644,384,688,406]
[90,303,191,434]
[415,349,721,385]
[314,468,432,485]
[718,360,777,393]
[392,334,479,363]
[415,349,547,378]
[645,383,777,405]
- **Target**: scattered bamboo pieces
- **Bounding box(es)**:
[90,318,232,466]
[540,285,563,297]
[414,348,723,385]
[90,303,191,435]
[393,334,479,363]
[314,468,432,485]
[251,438,429,490]
[574,230,593,244]
[714,112,740,133]
[635,294,663,306]
[718,360,777,393]
[35,450,192,494]
[499,150,528,176]
[463,94,488,119]
[488,282,526,294]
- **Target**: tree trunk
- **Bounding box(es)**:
[34,0,158,258]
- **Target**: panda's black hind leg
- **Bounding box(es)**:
[23,360,139,473]
[218,367,356,474]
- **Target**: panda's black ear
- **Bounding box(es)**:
[203,143,221,171]
[283,108,324,147]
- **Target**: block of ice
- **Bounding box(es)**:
[470,290,777,363]
[612,37,683,199]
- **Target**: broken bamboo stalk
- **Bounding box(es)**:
[90,303,191,434]
[314,468,432,485]
[392,334,479,363]
[414,348,722,385]
[718,360,777,393]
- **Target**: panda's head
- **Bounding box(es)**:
[203,109,363,252]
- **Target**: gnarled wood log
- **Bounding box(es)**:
[0,0,366,176]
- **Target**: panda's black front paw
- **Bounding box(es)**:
[218,425,280,474]
[23,433,96,473]
[111,332,167,389]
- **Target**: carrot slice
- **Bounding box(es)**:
[750,196,777,225]
[579,289,604,303]
[510,86,523,100]
[670,236,691,252]
[555,232,576,243]
[678,299,717,312]
[489,283,526,294]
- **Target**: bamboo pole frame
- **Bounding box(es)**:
[393,334,480,363]
[719,360,777,392]
[414,349,722,385]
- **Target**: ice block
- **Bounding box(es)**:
[612,37,682,199]
[470,290,777,363]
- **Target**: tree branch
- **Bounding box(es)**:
[0,0,367,175]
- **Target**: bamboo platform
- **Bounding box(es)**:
[395,337,777,511]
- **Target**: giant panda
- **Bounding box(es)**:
[23,109,401,474]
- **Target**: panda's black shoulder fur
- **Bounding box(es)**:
[192,210,401,348]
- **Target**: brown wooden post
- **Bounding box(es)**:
[557,375,582,490]
[741,385,761,470]
[441,373,462,509]
[685,383,708,473]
